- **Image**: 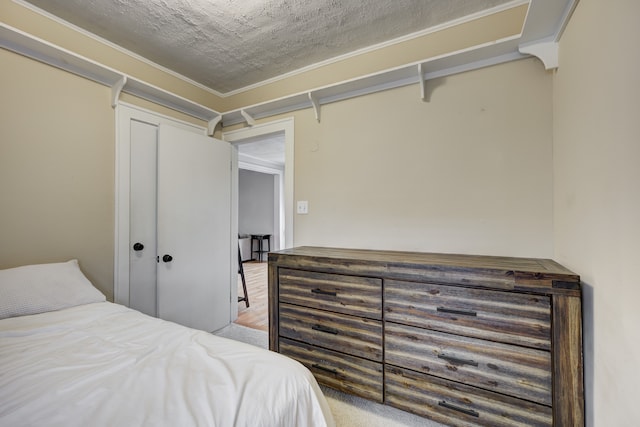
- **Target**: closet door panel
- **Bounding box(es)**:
[129,120,158,317]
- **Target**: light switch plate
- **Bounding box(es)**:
[297,200,309,214]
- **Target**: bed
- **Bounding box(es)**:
[0,260,335,427]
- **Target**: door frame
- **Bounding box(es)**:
[114,103,235,314]
[222,118,295,250]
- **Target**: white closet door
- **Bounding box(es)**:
[156,124,231,332]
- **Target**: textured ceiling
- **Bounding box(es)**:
[24,0,513,94]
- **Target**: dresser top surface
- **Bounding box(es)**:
[270,246,578,281]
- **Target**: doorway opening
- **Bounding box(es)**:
[223,118,294,331]
[236,136,283,332]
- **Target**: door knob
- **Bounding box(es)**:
[162,254,173,263]
[133,242,144,251]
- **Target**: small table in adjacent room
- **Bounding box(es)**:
[250,234,271,262]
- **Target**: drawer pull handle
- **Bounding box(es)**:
[312,324,339,335]
[437,353,479,367]
[312,363,338,375]
[311,288,337,297]
[438,400,479,418]
[437,307,477,317]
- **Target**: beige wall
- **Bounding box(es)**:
[0,48,205,300]
[0,48,115,298]
[277,57,554,258]
[553,0,640,424]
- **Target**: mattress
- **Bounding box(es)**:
[0,301,334,427]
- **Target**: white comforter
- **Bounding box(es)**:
[0,302,334,427]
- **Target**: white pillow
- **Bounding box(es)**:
[0,259,106,319]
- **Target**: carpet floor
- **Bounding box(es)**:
[213,323,446,427]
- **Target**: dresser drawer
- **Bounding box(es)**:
[386,366,552,427]
[386,322,551,406]
[279,268,382,319]
[280,338,383,402]
[280,303,382,361]
[385,280,551,350]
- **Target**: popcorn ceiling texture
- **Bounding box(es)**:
[26,0,512,93]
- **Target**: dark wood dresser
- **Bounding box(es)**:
[268,247,584,427]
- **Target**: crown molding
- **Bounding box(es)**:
[221,0,529,97]
[11,0,225,97]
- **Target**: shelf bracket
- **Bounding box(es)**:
[240,109,256,126]
[308,91,321,122]
[519,41,559,70]
[418,63,428,102]
[111,75,127,108]
[207,116,222,136]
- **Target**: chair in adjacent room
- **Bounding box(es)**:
[237,245,249,308]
